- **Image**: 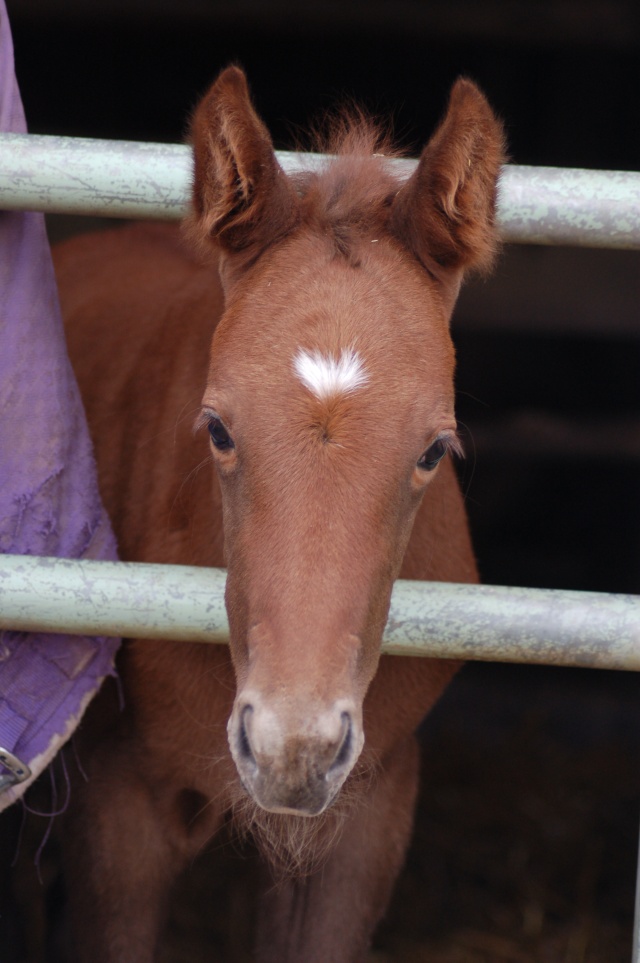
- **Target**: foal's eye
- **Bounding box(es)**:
[207,417,234,452]
[417,438,448,472]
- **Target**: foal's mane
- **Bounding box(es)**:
[292,110,407,260]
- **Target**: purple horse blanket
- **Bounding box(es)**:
[0,3,120,810]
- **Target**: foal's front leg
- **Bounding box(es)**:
[254,735,420,963]
[63,740,221,963]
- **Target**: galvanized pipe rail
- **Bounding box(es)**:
[1,133,640,249]
[1,554,639,670]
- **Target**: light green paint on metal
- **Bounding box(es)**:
[0,134,322,220]
[496,165,640,249]
[0,555,229,643]
[0,134,193,220]
[1,555,639,670]
[1,134,639,249]
[385,579,640,670]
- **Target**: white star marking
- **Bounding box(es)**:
[293,348,368,400]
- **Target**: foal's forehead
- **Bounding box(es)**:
[224,236,450,349]
[210,233,456,412]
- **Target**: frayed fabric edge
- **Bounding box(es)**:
[0,674,114,814]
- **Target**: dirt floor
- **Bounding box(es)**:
[6,660,634,962]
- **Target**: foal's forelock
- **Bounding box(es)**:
[292,155,402,264]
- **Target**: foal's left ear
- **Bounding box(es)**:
[188,65,300,256]
[390,78,506,277]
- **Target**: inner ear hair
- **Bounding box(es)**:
[187,65,300,256]
[390,77,507,277]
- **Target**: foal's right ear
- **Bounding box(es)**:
[188,66,300,256]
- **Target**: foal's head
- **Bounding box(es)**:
[188,66,505,817]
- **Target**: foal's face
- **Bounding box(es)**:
[189,64,504,815]
[201,233,458,815]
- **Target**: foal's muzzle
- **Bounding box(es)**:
[228,695,362,816]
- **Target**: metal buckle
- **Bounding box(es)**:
[0,747,32,794]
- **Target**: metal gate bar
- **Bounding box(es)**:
[1,133,640,249]
[1,554,639,670]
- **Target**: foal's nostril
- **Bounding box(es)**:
[238,705,256,765]
[330,712,353,772]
